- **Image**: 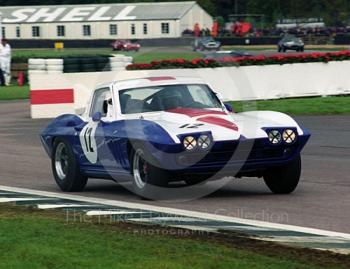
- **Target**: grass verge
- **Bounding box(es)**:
[222,45,350,51]
[230,96,350,115]
[0,204,347,269]
[12,48,202,63]
[1,86,349,116]
[0,85,29,100]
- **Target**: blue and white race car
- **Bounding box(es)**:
[41,76,310,198]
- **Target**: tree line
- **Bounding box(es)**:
[1,0,349,26]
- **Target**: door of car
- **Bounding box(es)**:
[77,87,114,176]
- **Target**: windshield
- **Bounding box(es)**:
[119,84,223,114]
[283,35,299,42]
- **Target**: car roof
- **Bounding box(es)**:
[96,76,207,92]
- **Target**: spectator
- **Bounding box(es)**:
[0,68,4,87]
[0,39,12,86]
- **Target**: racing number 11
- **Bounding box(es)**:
[84,127,94,153]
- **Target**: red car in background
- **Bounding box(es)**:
[111,40,141,52]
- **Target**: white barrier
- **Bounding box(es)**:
[30,61,350,118]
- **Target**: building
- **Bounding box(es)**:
[0,2,213,40]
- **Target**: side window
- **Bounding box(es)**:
[90,88,111,118]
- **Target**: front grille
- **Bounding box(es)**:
[176,140,296,167]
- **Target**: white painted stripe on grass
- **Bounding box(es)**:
[0,197,55,203]
[86,211,140,216]
[1,185,350,240]
[37,204,97,209]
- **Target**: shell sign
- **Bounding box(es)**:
[2,5,137,23]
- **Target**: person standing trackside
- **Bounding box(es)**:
[0,66,5,86]
[0,39,11,86]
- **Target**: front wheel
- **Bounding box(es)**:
[263,155,301,194]
[131,146,169,198]
[52,138,87,192]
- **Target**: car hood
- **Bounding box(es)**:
[133,108,304,144]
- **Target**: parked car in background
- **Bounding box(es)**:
[278,35,305,52]
[111,40,141,52]
[205,50,253,60]
[193,37,221,51]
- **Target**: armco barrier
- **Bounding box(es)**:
[30,61,350,118]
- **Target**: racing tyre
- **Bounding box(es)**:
[52,138,88,192]
[130,145,169,198]
[263,154,301,194]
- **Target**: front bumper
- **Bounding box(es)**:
[148,134,310,175]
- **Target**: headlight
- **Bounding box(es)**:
[268,130,282,144]
[183,136,197,151]
[197,135,211,150]
[282,129,297,144]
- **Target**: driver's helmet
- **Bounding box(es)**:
[160,90,183,110]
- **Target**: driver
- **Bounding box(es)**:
[160,91,183,110]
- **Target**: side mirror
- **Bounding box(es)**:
[224,103,234,113]
[92,112,102,122]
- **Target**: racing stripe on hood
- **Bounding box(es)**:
[167,108,238,132]
[197,116,239,131]
[167,108,227,117]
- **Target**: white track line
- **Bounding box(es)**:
[0,197,56,203]
[221,225,274,232]
[37,204,98,209]
[138,217,205,222]
[171,225,218,232]
[262,236,350,244]
[317,248,350,255]
[86,210,141,216]
[1,185,350,240]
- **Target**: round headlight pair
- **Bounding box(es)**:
[183,135,211,151]
[268,129,297,145]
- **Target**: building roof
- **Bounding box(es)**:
[0,2,197,24]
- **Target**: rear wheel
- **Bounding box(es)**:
[263,155,301,194]
[131,146,169,198]
[52,138,87,192]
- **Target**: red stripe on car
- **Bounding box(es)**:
[197,116,239,131]
[31,89,74,105]
[168,108,227,117]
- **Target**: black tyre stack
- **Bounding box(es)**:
[63,56,111,73]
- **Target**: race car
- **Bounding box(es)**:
[193,37,221,51]
[41,76,310,198]
[278,35,305,52]
[111,40,141,52]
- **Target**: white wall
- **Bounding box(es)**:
[30,61,350,118]
[2,20,180,39]
[180,3,213,32]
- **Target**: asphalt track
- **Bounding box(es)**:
[0,100,349,233]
